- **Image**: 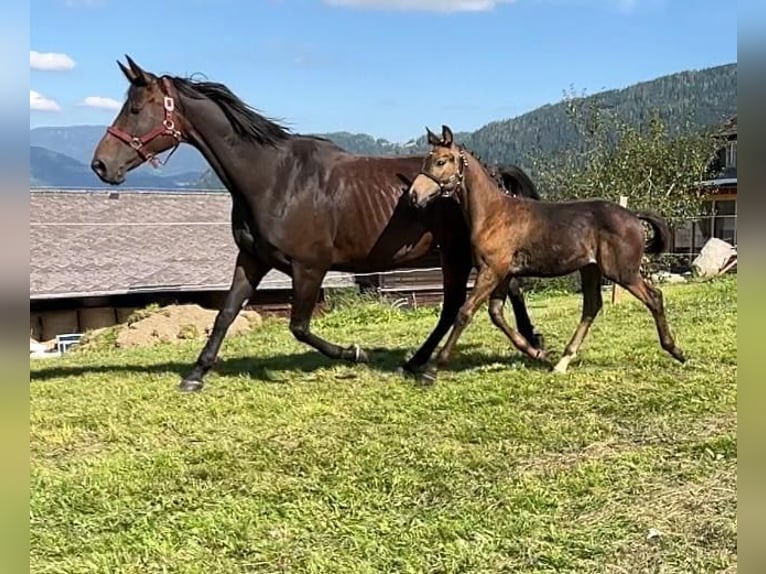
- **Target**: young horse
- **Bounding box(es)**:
[407,125,686,376]
[90,56,545,391]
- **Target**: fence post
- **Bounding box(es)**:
[611,195,629,304]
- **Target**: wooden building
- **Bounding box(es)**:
[673,115,737,256]
[30,189,355,343]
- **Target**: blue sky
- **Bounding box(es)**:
[30,0,737,142]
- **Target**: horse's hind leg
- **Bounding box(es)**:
[180,251,270,392]
[552,264,603,374]
[488,279,547,362]
[289,262,370,363]
[622,276,686,363]
[507,276,545,349]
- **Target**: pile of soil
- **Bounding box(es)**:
[85,304,262,349]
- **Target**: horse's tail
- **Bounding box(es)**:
[494,164,541,200]
[634,210,671,255]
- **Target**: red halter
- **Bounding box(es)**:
[105,77,184,168]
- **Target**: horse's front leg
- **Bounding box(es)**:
[429,265,502,375]
[506,276,545,349]
[289,262,370,363]
[180,251,270,392]
[400,243,472,377]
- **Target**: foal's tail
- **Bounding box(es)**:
[634,211,671,255]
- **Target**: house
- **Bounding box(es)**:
[30,189,355,343]
[672,115,737,257]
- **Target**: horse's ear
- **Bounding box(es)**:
[441,124,454,146]
[124,54,151,86]
[117,60,137,84]
[426,127,441,146]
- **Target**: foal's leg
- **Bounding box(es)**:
[507,277,545,349]
[180,251,271,392]
[400,246,472,375]
[434,266,502,368]
[289,262,370,363]
[488,279,547,361]
[622,276,686,363]
[552,264,603,374]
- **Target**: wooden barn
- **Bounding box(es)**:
[30,189,356,346]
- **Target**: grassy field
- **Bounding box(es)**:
[30,276,737,574]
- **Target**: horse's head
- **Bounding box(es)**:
[407,124,465,209]
[91,55,186,185]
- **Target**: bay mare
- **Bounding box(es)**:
[407,125,686,378]
[90,56,544,391]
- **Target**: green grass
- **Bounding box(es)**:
[30,276,737,573]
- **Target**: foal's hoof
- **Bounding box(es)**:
[418,366,438,387]
[673,349,687,364]
[179,378,204,393]
[532,332,546,350]
[345,344,370,364]
[396,363,420,380]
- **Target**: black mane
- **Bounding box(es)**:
[168,76,291,147]
[458,144,541,200]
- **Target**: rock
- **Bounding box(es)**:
[651,271,687,284]
[692,238,737,278]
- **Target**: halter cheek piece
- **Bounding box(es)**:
[105,77,184,168]
[418,150,467,198]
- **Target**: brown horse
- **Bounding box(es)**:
[407,125,686,377]
[89,56,545,391]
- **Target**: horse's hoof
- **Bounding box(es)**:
[396,363,420,380]
[179,379,204,393]
[348,344,370,364]
[533,332,546,350]
[418,367,438,387]
[673,349,687,364]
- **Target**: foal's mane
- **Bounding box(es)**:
[167,75,292,147]
[456,144,541,200]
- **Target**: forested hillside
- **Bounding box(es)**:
[195,63,736,189]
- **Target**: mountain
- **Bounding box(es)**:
[456,63,737,166]
[30,146,202,189]
[32,63,736,190]
[195,63,736,189]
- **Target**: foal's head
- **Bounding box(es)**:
[91,55,187,185]
[407,124,466,208]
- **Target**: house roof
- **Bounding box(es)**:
[30,189,355,300]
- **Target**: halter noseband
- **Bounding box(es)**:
[419,149,467,199]
[105,77,184,168]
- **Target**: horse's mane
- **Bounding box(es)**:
[457,144,541,200]
[168,75,292,147]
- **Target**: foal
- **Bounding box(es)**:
[407,125,686,376]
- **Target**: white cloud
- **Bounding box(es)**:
[30,90,61,112]
[80,96,122,111]
[30,50,76,71]
[323,0,515,12]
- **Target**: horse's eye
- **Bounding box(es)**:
[130,105,140,114]
[436,159,446,167]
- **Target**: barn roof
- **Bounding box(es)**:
[30,189,355,300]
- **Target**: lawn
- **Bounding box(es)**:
[29,276,737,573]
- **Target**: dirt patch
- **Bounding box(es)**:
[80,304,262,350]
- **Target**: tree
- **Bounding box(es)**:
[526,88,723,227]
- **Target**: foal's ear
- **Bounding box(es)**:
[441,125,454,146]
[426,127,442,147]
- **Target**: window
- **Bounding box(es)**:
[713,199,736,245]
[725,141,737,169]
